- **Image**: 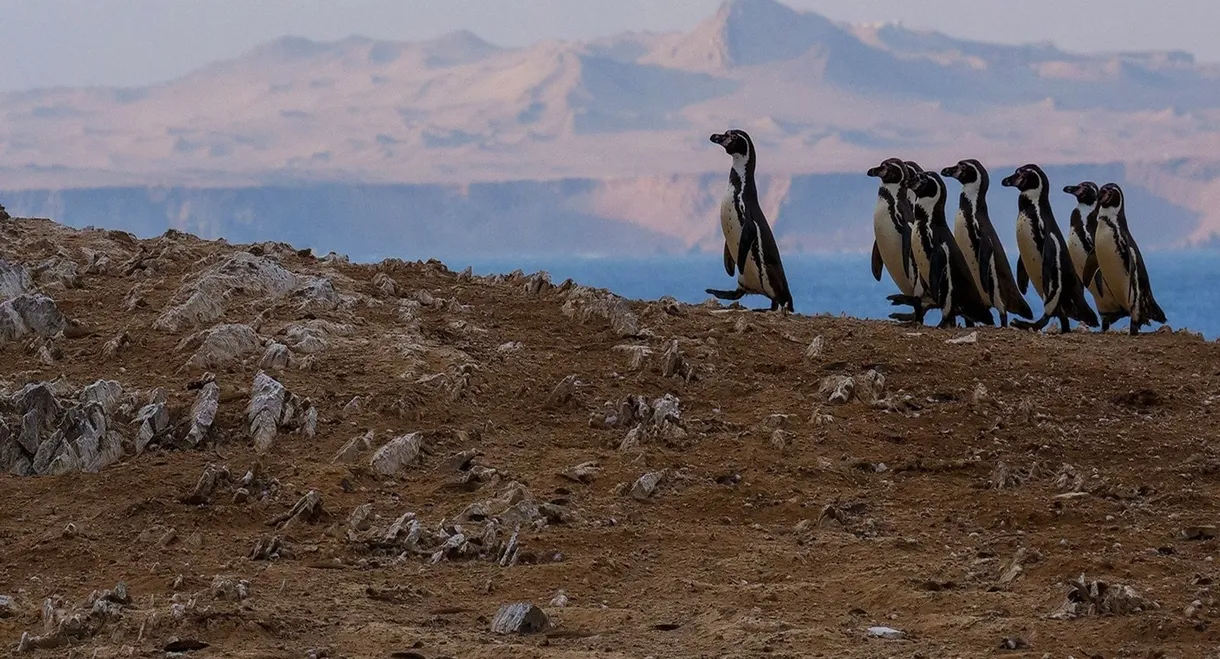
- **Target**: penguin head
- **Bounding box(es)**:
[910,170,946,201]
[709,130,753,159]
[1000,164,1047,193]
[941,159,987,187]
[1098,183,1125,211]
[866,157,906,184]
[1063,181,1099,206]
[903,161,924,180]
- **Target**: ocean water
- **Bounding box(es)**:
[448,251,1220,340]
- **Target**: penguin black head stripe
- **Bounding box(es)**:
[709,130,753,159]
[941,159,987,188]
[910,170,944,201]
[1000,164,1047,193]
[866,157,906,184]
[1064,181,1100,206]
[1098,183,1124,210]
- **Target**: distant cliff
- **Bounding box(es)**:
[2,163,1199,259]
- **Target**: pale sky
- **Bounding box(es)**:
[0,0,1215,92]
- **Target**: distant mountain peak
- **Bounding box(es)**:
[644,0,848,70]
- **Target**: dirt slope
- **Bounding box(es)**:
[1,217,1220,658]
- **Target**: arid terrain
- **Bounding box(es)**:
[2,215,1220,657]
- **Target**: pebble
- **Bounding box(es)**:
[867,626,905,640]
[490,602,551,634]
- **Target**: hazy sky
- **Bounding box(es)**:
[0,0,1215,92]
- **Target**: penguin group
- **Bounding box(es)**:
[867,157,1164,335]
[704,127,1166,335]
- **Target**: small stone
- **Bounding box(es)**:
[186,382,220,446]
[333,430,375,464]
[544,375,582,409]
[210,575,250,602]
[946,331,978,345]
[490,602,551,634]
[549,591,569,608]
[0,594,14,618]
[867,626,905,640]
[630,471,665,500]
[1181,525,1218,541]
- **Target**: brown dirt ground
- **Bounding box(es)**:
[2,217,1220,658]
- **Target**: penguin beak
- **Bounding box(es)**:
[1000,173,1019,188]
[940,165,959,179]
[1062,185,1077,195]
[709,133,727,146]
[866,165,883,177]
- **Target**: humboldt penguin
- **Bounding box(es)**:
[1082,183,1166,335]
[1063,181,1128,332]
[866,157,924,323]
[1000,164,1098,333]
[941,159,1033,327]
[908,170,995,328]
[706,129,794,312]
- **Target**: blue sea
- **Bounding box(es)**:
[443,251,1220,340]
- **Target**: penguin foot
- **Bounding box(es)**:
[886,294,920,307]
[888,311,919,324]
[705,288,746,301]
[1010,316,1049,332]
[999,312,1009,329]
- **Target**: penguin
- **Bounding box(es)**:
[866,157,925,323]
[940,159,1034,327]
[1082,183,1166,335]
[706,129,795,312]
[1000,164,1098,333]
[1062,181,1129,332]
[907,170,995,328]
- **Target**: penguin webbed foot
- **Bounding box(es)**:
[888,311,921,325]
[999,312,1008,329]
[1058,315,1072,334]
[705,288,746,301]
[887,294,920,308]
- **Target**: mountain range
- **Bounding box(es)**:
[3,0,1220,256]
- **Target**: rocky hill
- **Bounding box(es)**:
[0,215,1218,656]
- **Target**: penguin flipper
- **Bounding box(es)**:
[928,245,948,307]
[736,220,758,277]
[1131,247,1167,325]
[900,224,913,284]
[722,243,735,277]
[871,241,883,282]
[1016,257,1029,294]
[1081,252,1100,293]
[976,238,995,304]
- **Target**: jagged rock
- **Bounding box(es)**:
[370,433,424,476]
[612,344,651,370]
[333,430,374,464]
[0,294,67,343]
[819,370,888,406]
[247,371,285,453]
[348,504,373,533]
[562,288,640,337]
[0,260,33,299]
[299,404,318,438]
[490,602,551,634]
[33,257,81,289]
[373,272,398,296]
[283,319,353,354]
[867,626,905,640]
[0,594,14,618]
[559,461,601,484]
[630,471,665,500]
[250,535,287,561]
[259,342,293,371]
[341,396,361,417]
[296,277,340,309]
[1050,575,1156,619]
[497,341,523,354]
[181,464,231,505]
[210,576,250,602]
[153,252,304,333]
[544,375,583,409]
[525,271,552,295]
[805,335,825,359]
[186,382,220,446]
[80,380,125,416]
[100,331,130,361]
[268,490,324,529]
[662,340,695,381]
[134,403,169,453]
[179,324,262,369]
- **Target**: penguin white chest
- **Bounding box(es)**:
[718,187,766,295]
[873,196,913,295]
[1094,223,1132,310]
[1065,232,1089,281]
[952,210,987,302]
[1015,212,1045,297]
